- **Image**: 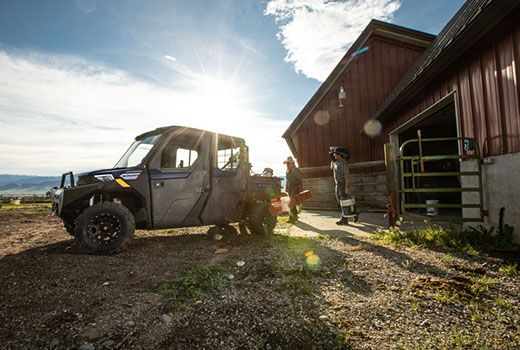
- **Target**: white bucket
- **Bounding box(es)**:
[281,196,291,212]
[426,200,439,216]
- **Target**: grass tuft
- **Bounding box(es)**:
[373,224,519,254]
[159,266,230,301]
[499,263,519,277]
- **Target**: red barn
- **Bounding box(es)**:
[283,20,435,210]
[283,0,520,241]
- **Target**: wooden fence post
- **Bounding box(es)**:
[384,143,399,227]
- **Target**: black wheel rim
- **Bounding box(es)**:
[87,213,122,244]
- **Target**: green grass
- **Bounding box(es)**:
[401,259,413,270]
[440,254,454,263]
[451,330,480,348]
[373,224,518,254]
[493,298,511,308]
[274,263,331,279]
[470,310,482,323]
[159,266,231,301]
[334,330,352,350]
[280,278,314,295]
[0,203,51,212]
[499,263,519,277]
[434,291,458,304]
[469,276,495,297]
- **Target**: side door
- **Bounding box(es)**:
[149,129,211,228]
[200,135,248,225]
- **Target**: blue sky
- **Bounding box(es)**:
[0,0,465,175]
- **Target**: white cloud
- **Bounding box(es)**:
[265,0,401,81]
[164,54,177,62]
[0,51,291,176]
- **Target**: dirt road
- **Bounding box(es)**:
[0,206,519,349]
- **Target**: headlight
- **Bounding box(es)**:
[94,174,114,182]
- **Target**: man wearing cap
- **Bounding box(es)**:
[330,148,353,225]
[284,156,302,223]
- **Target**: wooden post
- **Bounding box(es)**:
[384,143,399,227]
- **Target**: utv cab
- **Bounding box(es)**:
[51,126,282,254]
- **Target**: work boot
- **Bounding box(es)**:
[336,217,349,225]
[353,213,359,223]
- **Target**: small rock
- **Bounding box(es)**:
[236,261,245,267]
[215,248,228,254]
[318,315,329,321]
[102,339,116,348]
[78,343,95,350]
[160,314,172,324]
[227,274,235,280]
[48,338,59,348]
[214,234,223,241]
[102,281,110,286]
[194,300,203,305]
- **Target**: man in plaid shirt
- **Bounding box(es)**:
[330,147,357,225]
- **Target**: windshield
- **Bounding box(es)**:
[115,134,162,168]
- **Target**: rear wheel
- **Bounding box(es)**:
[76,202,135,254]
[248,202,276,235]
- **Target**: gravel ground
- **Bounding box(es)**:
[0,206,519,349]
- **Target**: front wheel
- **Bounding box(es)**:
[75,202,135,254]
[247,202,276,235]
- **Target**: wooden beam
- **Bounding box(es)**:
[299,160,385,173]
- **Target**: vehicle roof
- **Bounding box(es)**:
[136,125,246,144]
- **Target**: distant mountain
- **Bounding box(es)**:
[0,174,61,195]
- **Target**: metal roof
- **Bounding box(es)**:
[136,126,245,144]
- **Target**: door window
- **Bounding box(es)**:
[217,136,243,171]
[175,148,198,168]
[161,134,201,169]
[218,147,241,170]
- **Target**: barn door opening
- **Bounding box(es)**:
[399,101,462,218]
[389,94,486,223]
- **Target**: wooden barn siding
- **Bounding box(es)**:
[384,10,520,157]
[293,36,425,173]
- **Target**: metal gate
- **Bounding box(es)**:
[398,133,487,223]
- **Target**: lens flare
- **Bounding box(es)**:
[363,119,383,137]
[305,250,320,266]
[313,111,330,126]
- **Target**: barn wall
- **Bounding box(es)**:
[382,8,520,239]
[293,36,427,171]
[383,8,520,157]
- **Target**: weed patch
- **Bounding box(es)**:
[280,277,314,295]
[373,224,519,254]
[159,266,231,301]
[499,263,519,277]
